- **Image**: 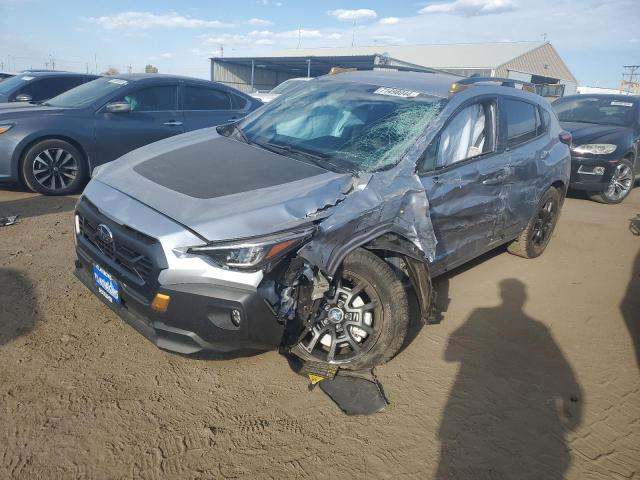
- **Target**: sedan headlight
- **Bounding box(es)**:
[0,124,14,134]
[187,226,316,270]
[572,143,617,155]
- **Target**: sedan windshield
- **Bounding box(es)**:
[0,74,34,95]
[552,96,637,127]
[239,79,444,173]
[270,78,309,95]
[46,77,129,108]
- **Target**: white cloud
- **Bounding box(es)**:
[379,17,400,24]
[328,9,377,22]
[88,11,229,30]
[419,0,516,16]
[256,0,282,5]
[160,52,172,58]
[327,33,343,39]
[278,29,323,39]
[255,38,275,45]
[248,18,273,26]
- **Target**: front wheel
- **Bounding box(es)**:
[291,248,409,371]
[507,187,562,259]
[21,139,87,195]
[588,159,634,204]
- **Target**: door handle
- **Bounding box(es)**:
[164,120,183,126]
[482,174,506,186]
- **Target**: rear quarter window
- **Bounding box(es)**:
[505,98,537,148]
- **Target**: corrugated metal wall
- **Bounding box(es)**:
[211,61,299,93]
[495,43,576,84]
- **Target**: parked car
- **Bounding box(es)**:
[552,94,639,204]
[0,71,98,104]
[0,72,16,82]
[250,77,313,103]
[73,72,570,370]
[0,74,262,195]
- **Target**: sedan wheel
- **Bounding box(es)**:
[22,139,87,195]
[32,148,79,192]
[602,162,634,203]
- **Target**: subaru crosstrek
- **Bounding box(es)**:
[74,71,571,370]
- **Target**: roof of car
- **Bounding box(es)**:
[109,73,213,82]
[559,94,638,102]
[322,70,460,98]
[17,71,99,78]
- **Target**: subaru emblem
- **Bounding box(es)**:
[96,224,114,244]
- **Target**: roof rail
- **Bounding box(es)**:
[449,76,536,95]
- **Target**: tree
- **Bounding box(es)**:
[101,67,120,76]
[144,64,159,74]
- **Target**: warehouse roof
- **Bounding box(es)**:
[274,41,546,70]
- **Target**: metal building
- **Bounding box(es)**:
[211,53,442,93]
[211,41,577,96]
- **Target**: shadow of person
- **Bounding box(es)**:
[0,269,40,346]
[620,249,640,368]
[436,279,583,480]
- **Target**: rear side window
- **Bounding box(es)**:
[505,98,537,148]
[184,86,231,110]
[114,85,178,112]
[230,92,248,110]
[15,76,85,101]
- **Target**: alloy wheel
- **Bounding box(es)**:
[604,164,633,202]
[531,198,556,247]
[32,148,79,191]
[299,271,381,364]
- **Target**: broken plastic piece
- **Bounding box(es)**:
[319,371,388,416]
[0,215,18,227]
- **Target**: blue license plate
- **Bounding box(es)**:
[93,264,120,304]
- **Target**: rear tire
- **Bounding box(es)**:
[21,139,87,196]
[291,248,409,370]
[507,187,561,259]
[587,159,634,204]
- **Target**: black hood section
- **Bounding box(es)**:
[133,136,328,199]
[561,121,632,145]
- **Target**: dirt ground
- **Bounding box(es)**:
[0,185,638,480]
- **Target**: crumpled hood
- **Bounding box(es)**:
[93,127,353,241]
[561,121,632,146]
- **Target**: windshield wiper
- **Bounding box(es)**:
[253,140,348,172]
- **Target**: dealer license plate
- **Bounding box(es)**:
[93,264,120,304]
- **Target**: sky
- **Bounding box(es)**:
[1,0,638,88]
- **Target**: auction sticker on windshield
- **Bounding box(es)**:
[374,87,420,98]
[93,264,120,304]
[108,79,128,85]
[611,101,633,107]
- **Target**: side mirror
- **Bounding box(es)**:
[106,101,131,114]
[15,94,32,102]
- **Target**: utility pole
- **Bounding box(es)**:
[127,64,132,73]
[297,25,302,49]
[351,18,357,47]
[219,44,224,58]
[620,65,640,94]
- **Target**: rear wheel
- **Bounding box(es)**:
[588,159,634,204]
[21,139,87,195]
[507,187,561,259]
[291,248,409,371]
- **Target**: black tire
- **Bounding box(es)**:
[507,187,562,259]
[291,248,409,370]
[587,158,634,204]
[21,139,87,196]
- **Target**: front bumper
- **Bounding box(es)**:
[74,247,284,355]
[569,156,619,192]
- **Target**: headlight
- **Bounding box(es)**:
[572,143,617,155]
[187,226,316,270]
[0,124,14,134]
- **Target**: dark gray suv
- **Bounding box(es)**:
[74,71,570,370]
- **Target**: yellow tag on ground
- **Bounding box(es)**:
[308,374,325,385]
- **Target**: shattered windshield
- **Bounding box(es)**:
[238,79,445,173]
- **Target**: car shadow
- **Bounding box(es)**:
[435,279,583,479]
[0,187,77,220]
[0,268,40,346]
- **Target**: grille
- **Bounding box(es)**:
[79,214,154,284]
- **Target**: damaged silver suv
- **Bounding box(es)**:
[74,71,570,370]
